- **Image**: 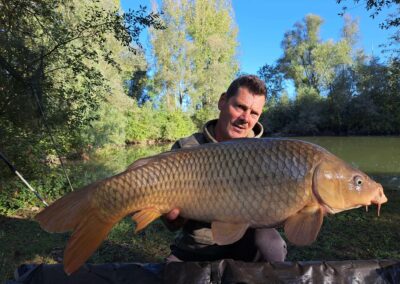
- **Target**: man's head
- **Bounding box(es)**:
[215,75,266,142]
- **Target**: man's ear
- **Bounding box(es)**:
[218,92,227,110]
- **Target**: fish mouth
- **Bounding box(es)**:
[370,185,388,216]
[371,185,388,205]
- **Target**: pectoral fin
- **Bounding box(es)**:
[211,221,249,245]
[284,205,324,246]
[132,208,162,232]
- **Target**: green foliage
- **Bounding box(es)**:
[347,56,400,134]
[185,0,239,108]
[150,0,194,111]
[126,103,161,142]
[191,107,219,130]
[262,55,400,135]
[126,103,197,143]
[260,92,294,134]
[0,0,160,131]
[160,110,197,141]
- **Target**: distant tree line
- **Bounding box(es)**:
[258,13,400,135]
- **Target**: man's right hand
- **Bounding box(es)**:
[162,208,187,231]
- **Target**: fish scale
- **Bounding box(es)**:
[100,139,319,224]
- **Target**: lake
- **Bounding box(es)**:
[297,136,400,190]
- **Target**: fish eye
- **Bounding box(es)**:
[354,176,363,186]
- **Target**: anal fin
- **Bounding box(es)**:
[211,221,249,245]
[132,208,162,232]
[284,205,324,246]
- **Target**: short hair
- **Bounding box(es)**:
[226,75,267,100]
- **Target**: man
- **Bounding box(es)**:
[164,75,287,262]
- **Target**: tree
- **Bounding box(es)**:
[325,67,355,133]
[257,63,285,105]
[185,0,238,111]
[150,0,238,123]
[347,55,400,134]
[0,0,162,174]
[337,0,399,29]
[150,0,194,111]
[258,14,366,135]
[278,14,352,97]
[0,0,161,130]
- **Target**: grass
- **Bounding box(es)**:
[287,188,400,261]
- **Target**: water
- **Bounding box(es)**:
[295,136,400,190]
[91,137,400,190]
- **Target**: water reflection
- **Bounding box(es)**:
[296,137,400,190]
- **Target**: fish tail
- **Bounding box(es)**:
[35,182,120,275]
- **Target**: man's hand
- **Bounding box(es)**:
[165,208,180,221]
[162,208,187,231]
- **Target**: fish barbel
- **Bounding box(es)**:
[35,138,387,275]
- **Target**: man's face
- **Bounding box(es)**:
[215,87,265,142]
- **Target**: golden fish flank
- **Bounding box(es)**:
[35,138,388,275]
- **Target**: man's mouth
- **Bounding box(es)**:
[233,124,246,131]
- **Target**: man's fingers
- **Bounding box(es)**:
[166,208,180,220]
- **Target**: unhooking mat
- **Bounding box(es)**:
[9,259,400,284]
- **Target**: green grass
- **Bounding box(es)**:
[286,188,400,261]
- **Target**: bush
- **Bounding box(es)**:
[126,104,197,143]
[160,111,197,141]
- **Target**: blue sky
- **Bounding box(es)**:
[121,0,395,74]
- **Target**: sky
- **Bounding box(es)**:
[120,0,395,75]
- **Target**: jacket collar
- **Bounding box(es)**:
[202,119,264,143]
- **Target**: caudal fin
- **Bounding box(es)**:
[35,182,119,275]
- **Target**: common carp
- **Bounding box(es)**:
[35,138,387,275]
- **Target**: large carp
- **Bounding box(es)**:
[35,138,387,275]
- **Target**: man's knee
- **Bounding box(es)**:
[254,228,287,262]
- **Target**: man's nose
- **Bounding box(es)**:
[239,111,251,122]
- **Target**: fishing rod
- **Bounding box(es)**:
[0,151,48,207]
